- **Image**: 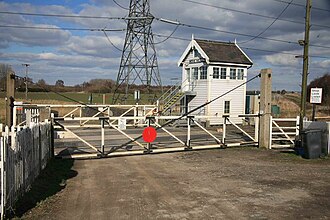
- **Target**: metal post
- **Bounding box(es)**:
[311,104,316,121]
[147,117,152,152]
[22,63,30,100]
[186,116,192,149]
[269,115,273,149]
[299,0,312,136]
[101,119,105,155]
[222,116,227,146]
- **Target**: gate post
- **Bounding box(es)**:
[222,115,227,147]
[186,116,193,149]
[259,68,272,149]
[101,119,105,155]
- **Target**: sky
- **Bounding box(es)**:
[0,0,329,91]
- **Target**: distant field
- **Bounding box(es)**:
[0,92,159,124]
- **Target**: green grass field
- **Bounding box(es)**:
[0,91,160,124]
[0,91,160,104]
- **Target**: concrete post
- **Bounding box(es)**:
[259,68,272,149]
[6,71,15,127]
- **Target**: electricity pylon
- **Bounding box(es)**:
[112,0,162,104]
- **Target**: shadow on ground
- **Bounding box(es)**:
[11,158,77,218]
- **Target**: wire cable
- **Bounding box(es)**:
[154,33,330,59]
[103,29,123,51]
[0,24,126,32]
[0,11,126,20]
[270,0,330,13]
[153,24,180,45]
[155,17,330,50]
[112,0,129,10]
[239,0,294,44]
[177,0,330,29]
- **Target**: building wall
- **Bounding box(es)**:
[183,64,248,124]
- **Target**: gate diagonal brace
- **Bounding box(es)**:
[54,120,101,154]
[191,118,222,145]
[272,120,294,144]
[226,118,255,142]
[153,121,186,146]
[106,120,147,151]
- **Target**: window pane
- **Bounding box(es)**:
[200,66,207,79]
[237,69,244,80]
[213,67,219,79]
[193,67,198,80]
[230,68,236,79]
[224,101,230,114]
[221,68,226,79]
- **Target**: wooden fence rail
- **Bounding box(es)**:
[0,122,52,219]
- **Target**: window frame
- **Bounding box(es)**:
[192,67,199,80]
[237,68,244,80]
[230,68,237,80]
[199,66,207,80]
[213,67,219,79]
[220,67,227,79]
[224,100,230,114]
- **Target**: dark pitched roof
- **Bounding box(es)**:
[195,39,253,65]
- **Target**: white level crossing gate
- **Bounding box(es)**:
[12,104,260,159]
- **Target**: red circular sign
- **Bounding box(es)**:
[142,127,157,143]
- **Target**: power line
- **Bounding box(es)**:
[155,18,330,50]
[112,0,129,10]
[154,24,180,45]
[0,24,126,32]
[177,0,330,29]
[0,11,126,20]
[103,29,122,51]
[154,33,330,59]
[239,0,294,44]
[270,0,330,13]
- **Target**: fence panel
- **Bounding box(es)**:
[0,122,52,219]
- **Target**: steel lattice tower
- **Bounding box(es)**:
[112,0,162,104]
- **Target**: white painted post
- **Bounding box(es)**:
[26,109,31,128]
[134,105,137,125]
[222,116,227,146]
[79,107,82,126]
[254,113,259,142]
[101,119,105,155]
[13,104,17,127]
[296,116,300,136]
[1,135,5,220]
[186,116,191,148]
[269,116,273,149]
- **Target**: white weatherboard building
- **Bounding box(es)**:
[178,38,253,125]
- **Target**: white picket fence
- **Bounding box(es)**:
[0,122,52,219]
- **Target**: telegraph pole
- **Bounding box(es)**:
[299,0,311,136]
[22,63,30,100]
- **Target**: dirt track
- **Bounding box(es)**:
[22,148,330,219]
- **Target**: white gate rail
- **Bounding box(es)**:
[270,116,299,149]
[0,122,52,219]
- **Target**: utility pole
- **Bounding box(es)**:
[22,63,30,100]
[299,0,311,137]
